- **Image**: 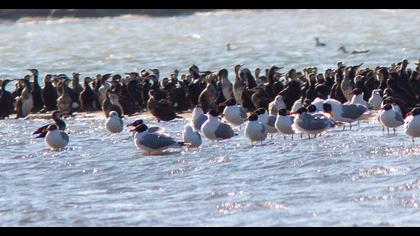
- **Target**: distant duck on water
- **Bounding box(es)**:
[315,37,326,47]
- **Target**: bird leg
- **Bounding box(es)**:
[300,133,303,139]
[349,123,352,130]
[387,128,389,135]
[291,134,294,140]
[308,134,311,139]
[393,128,396,134]
[283,135,286,140]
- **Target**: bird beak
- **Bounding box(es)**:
[348,92,354,95]
[289,112,298,115]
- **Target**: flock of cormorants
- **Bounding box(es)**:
[1,58,420,153]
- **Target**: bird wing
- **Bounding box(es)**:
[60,132,69,142]
[141,133,176,149]
[33,124,49,135]
[267,116,276,127]
[148,126,163,133]
[261,123,267,134]
[214,123,234,139]
[289,116,295,125]
[239,106,247,119]
[394,110,404,123]
[297,114,328,131]
[341,104,367,119]
[193,114,208,131]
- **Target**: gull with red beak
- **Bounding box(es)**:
[274,108,295,139]
[222,98,247,128]
[127,119,163,138]
[201,109,235,141]
[291,107,334,139]
[130,124,186,155]
[244,113,267,145]
[323,99,367,130]
[255,108,277,138]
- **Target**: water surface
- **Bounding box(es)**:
[1,9,420,226]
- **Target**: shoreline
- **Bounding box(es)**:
[0,9,215,21]
[20,110,193,120]
[19,109,378,123]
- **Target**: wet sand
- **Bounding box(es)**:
[21,109,378,123]
[21,110,193,120]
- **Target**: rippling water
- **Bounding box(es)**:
[1,9,420,226]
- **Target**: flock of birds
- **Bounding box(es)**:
[2,57,419,154]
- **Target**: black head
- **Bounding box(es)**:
[131,124,148,133]
[208,109,220,117]
[171,69,179,76]
[247,113,259,121]
[127,119,144,127]
[102,73,112,81]
[307,104,317,113]
[323,103,332,113]
[27,69,38,76]
[381,103,392,111]
[52,110,62,120]
[295,107,308,115]
[278,109,288,116]
[112,74,122,81]
[189,65,200,77]
[217,69,228,78]
[255,108,266,115]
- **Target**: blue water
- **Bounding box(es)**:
[1,9,420,226]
